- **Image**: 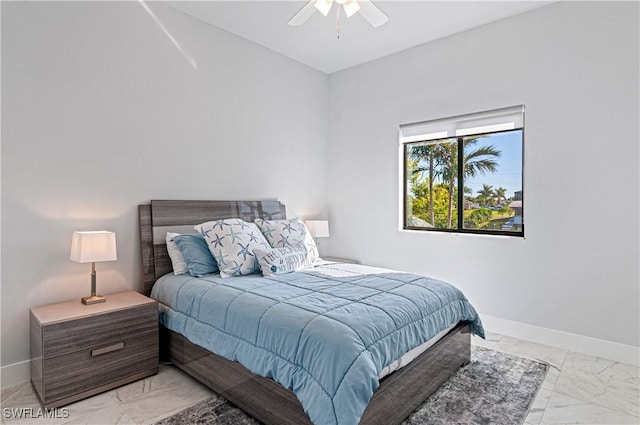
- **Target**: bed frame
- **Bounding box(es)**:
[138,200,471,425]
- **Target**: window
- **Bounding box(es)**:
[401,106,524,236]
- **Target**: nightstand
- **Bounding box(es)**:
[30,291,158,409]
[322,256,359,264]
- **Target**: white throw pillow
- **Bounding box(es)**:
[254,218,319,263]
[254,244,314,276]
[195,219,271,278]
[166,232,189,275]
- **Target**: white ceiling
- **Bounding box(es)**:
[166,1,552,74]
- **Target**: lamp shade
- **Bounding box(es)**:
[305,220,330,238]
[70,231,117,263]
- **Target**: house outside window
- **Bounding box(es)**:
[400,106,524,237]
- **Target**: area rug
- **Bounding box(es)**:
[154,347,548,425]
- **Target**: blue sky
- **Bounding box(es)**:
[465,130,523,199]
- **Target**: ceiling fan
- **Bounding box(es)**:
[288,0,389,28]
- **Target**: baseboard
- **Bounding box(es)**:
[482,314,640,367]
[1,359,30,389]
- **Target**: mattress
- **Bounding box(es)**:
[151,261,484,425]
[378,322,455,379]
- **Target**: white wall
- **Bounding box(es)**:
[2,0,638,387]
[1,1,328,380]
[326,2,639,347]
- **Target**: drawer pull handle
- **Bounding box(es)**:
[91,342,124,357]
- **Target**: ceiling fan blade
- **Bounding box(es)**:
[315,0,334,16]
[358,0,388,27]
[288,0,318,26]
[343,0,361,18]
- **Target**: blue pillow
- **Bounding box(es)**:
[172,234,219,277]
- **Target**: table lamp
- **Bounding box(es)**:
[305,220,330,246]
[70,231,117,305]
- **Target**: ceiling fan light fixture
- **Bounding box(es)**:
[314,0,333,16]
[288,0,387,28]
[343,0,361,18]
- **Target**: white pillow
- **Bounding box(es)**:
[254,244,314,276]
[166,232,188,275]
[195,219,271,278]
[254,218,319,264]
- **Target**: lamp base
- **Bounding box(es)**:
[82,295,106,305]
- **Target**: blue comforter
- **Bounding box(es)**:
[151,262,484,425]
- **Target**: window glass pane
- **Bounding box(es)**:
[405,139,459,230]
[462,130,523,232]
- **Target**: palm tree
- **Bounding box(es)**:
[494,187,507,205]
[442,138,501,228]
[409,143,446,226]
[463,139,501,178]
[442,143,458,228]
[477,184,495,206]
[464,186,473,200]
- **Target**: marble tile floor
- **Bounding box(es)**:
[2,332,638,425]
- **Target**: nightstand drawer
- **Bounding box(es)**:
[42,330,158,403]
[42,303,157,358]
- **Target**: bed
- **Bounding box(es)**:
[139,200,484,425]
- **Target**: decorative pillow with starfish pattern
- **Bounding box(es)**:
[194,218,271,278]
[254,218,319,264]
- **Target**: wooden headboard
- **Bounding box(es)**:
[138,200,286,296]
